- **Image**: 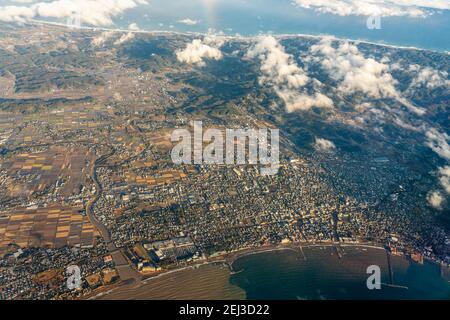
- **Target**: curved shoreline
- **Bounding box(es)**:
[88,242,388,300]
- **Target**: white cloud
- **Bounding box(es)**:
[392,116,421,132]
[439,166,450,194]
[409,66,450,90]
[247,36,309,88]
[313,137,336,152]
[178,18,200,26]
[426,129,450,161]
[311,38,396,97]
[426,131,450,200]
[0,0,148,26]
[293,0,450,17]
[310,37,424,115]
[0,5,35,22]
[246,36,334,112]
[114,32,135,45]
[176,39,223,66]
[92,31,115,46]
[277,90,334,112]
[128,22,140,31]
[427,190,445,209]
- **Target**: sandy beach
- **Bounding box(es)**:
[87,242,449,300]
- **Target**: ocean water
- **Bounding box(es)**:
[119,0,450,52]
[97,246,450,300]
[230,246,450,300]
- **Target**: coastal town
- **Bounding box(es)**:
[0,22,449,300]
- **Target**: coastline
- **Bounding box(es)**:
[88,241,449,300]
[23,19,447,53]
[87,242,388,300]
